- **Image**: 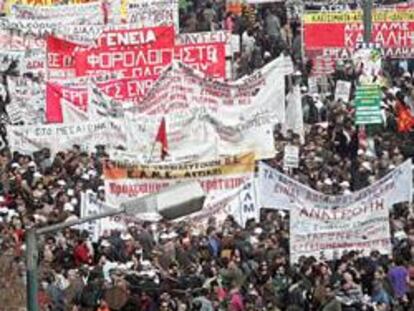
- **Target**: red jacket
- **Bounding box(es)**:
[74,243,91,266]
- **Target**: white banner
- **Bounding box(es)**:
[126,0,179,32]
[80,192,125,242]
[7,119,127,155]
[283,85,304,142]
[11,1,105,22]
[258,160,413,210]
[290,195,392,263]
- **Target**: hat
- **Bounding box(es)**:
[81,174,89,180]
[101,240,111,248]
[63,202,74,212]
[121,233,133,241]
[98,185,105,192]
[33,172,42,179]
[254,227,263,235]
[67,189,74,197]
[324,178,333,186]
[28,161,36,167]
[57,180,66,186]
[11,163,20,168]
[339,181,350,188]
[403,72,411,78]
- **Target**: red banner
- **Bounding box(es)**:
[45,77,155,123]
[73,26,227,79]
[75,26,176,78]
[47,36,79,79]
[46,82,88,123]
[304,10,414,59]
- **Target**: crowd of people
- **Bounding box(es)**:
[1,1,414,311]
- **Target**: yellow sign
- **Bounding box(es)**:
[104,153,256,179]
[304,9,414,24]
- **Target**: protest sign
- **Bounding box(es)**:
[74,26,176,78]
[46,74,137,123]
[283,145,299,168]
[303,9,414,59]
[226,179,260,228]
[355,84,382,125]
[334,80,351,102]
[182,178,259,229]
[126,0,179,32]
[74,26,227,79]
[10,1,105,23]
[136,55,292,116]
[61,100,89,124]
[283,85,304,142]
[290,195,392,262]
[46,82,88,123]
[258,160,412,210]
[80,192,126,242]
[104,153,255,206]
[7,119,127,155]
[7,75,45,125]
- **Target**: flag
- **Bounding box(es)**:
[155,117,168,160]
[396,101,414,133]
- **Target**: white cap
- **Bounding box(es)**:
[121,233,133,241]
[67,189,74,197]
[34,172,42,179]
[28,161,36,167]
[57,180,66,186]
[81,174,89,180]
[254,227,263,235]
[340,181,350,188]
[324,178,333,186]
[63,202,74,212]
[101,240,111,247]
[70,198,78,206]
[11,163,20,168]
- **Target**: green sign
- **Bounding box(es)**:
[355,85,382,125]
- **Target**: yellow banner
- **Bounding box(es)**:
[104,153,255,179]
[304,9,414,24]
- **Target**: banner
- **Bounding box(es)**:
[104,152,255,179]
[46,74,135,123]
[258,160,412,210]
[182,178,259,229]
[126,0,179,32]
[290,194,392,262]
[104,153,255,206]
[74,26,176,78]
[7,75,45,123]
[303,9,414,59]
[135,55,293,116]
[80,191,126,242]
[74,26,227,79]
[7,119,127,154]
[10,1,105,22]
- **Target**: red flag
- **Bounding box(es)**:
[396,101,414,133]
[155,117,168,160]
